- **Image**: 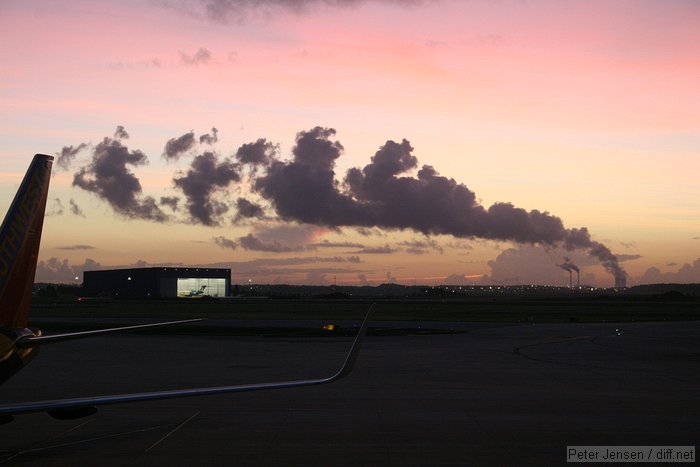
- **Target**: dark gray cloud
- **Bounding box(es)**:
[402,247,428,255]
[255,127,366,226]
[164,131,196,160]
[355,226,385,237]
[44,197,83,218]
[69,199,85,217]
[55,244,95,250]
[181,47,212,64]
[310,240,365,248]
[445,240,473,251]
[72,129,168,222]
[58,125,627,285]
[253,127,626,284]
[617,254,642,262]
[46,198,64,216]
[114,126,130,139]
[56,143,87,170]
[398,238,443,255]
[292,126,342,170]
[238,233,305,252]
[109,58,162,70]
[235,197,265,220]
[173,151,240,225]
[236,224,344,252]
[160,196,180,210]
[199,127,219,145]
[352,244,396,254]
[208,256,361,268]
[197,0,423,24]
[213,235,238,250]
[235,138,278,166]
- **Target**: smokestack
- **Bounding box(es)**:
[615,275,626,288]
[568,262,580,287]
[558,258,579,289]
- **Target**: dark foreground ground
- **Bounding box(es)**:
[0,319,698,466]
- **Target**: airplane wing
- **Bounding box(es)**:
[0,305,372,420]
[16,319,203,347]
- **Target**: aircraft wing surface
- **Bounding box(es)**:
[0,306,372,420]
[16,319,203,347]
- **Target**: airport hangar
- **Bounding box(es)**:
[82,267,231,298]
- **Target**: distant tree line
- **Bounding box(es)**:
[34,283,83,298]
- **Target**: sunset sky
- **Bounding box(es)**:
[1,0,699,287]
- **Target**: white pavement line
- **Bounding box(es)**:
[145,411,200,454]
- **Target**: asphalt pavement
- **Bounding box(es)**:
[0,320,697,466]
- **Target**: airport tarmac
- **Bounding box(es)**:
[0,320,698,466]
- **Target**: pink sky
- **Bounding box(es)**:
[1,0,699,286]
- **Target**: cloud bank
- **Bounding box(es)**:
[253,127,626,283]
[66,125,627,283]
[195,0,424,24]
[639,259,700,284]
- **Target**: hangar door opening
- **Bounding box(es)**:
[177,278,226,297]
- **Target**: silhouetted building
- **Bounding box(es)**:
[83,267,230,298]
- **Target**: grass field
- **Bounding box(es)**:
[30,295,700,326]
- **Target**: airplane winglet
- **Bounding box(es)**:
[326,302,373,383]
[0,305,374,419]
